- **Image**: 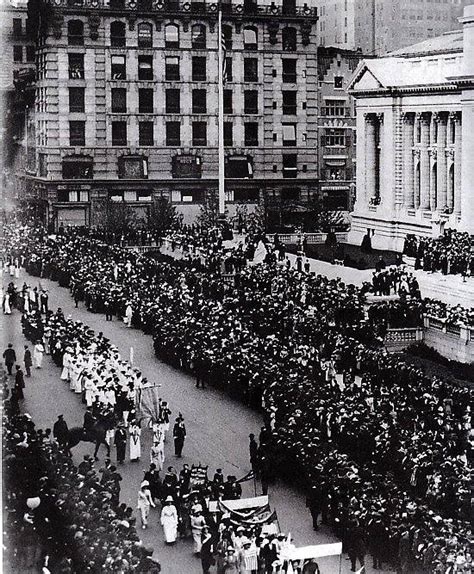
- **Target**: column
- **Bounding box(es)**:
[436,113,447,211]
[365,114,376,203]
[402,112,415,208]
[429,113,438,211]
[419,113,431,210]
[446,148,455,211]
[454,112,462,218]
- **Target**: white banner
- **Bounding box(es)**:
[284,542,343,561]
[208,495,268,513]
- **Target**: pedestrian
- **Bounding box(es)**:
[124,302,133,328]
[40,290,49,314]
[173,415,186,458]
[24,345,32,377]
[345,520,367,572]
[14,365,25,400]
[137,480,155,529]
[249,433,259,474]
[33,340,45,369]
[115,423,127,464]
[104,299,113,321]
[129,420,141,462]
[53,414,69,450]
[3,343,16,375]
[222,547,239,573]
[160,496,178,544]
[201,526,215,574]
[190,509,206,554]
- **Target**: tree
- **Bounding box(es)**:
[303,195,345,233]
[197,190,219,230]
[148,197,177,236]
[96,200,139,233]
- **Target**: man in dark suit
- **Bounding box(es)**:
[115,424,127,464]
[3,344,16,375]
[173,416,186,457]
[14,365,25,400]
[53,414,69,449]
[24,345,33,377]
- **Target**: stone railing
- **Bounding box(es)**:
[266,232,348,245]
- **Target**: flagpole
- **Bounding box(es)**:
[217,2,225,216]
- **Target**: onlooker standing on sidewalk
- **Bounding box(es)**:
[14,365,25,400]
[24,345,32,377]
[3,344,16,375]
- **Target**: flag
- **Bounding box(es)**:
[236,469,255,483]
[220,13,227,85]
[137,384,161,424]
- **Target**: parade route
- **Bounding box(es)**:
[1,267,397,574]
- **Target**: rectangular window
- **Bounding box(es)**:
[137,55,153,80]
[323,99,346,116]
[192,121,207,146]
[26,46,36,63]
[192,89,207,114]
[244,58,258,82]
[224,90,233,114]
[282,154,297,178]
[69,53,84,79]
[282,91,297,115]
[13,18,22,36]
[138,88,154,113]
[13,46,23,63]
[244,90,258,114]
[112,121,127,146]
[138,24,153,48]
[282,59,297,83]
[166,121,181,146]
[334,76,343,89]
[192,56,206,81]
[166,89,180,113]
[324,128,345,146]
[224,122,233,147]
[244,122,258,146]
[111,88,127,113]
[111,55,126,79]
[165,56,180,81]
[69,87,85,113]
[225,57,233,81]
[282,123,296,146]
[62,158,93,179]
[139,121,154,146]
[118,156,146,179]
[69,121,85,146]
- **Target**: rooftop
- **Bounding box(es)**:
[387,29,463,58]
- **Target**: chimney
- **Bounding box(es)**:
[461,5,474,77]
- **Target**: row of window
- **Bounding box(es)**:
[67,20,301,51]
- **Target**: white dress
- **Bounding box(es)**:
[33,343,45,368]
[160,504,178,543]
[129,425,141,460]
[4,295,11,315]
[61,352,72,380]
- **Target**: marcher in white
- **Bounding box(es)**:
[137,480,155,529]
[3,293,12,315]
[129,421,141,461]
[33,341,45,369]
[160,496,178,544]
[124,303,133,328]
[61,347,73,381]
[190,509,207,554]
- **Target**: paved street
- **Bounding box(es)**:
[1,268,395,574]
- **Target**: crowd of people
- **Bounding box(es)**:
[2,385,161,573]
[2,222,473,574]
[403,230,474,277]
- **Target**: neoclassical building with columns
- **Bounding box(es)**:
[347,5,474,251]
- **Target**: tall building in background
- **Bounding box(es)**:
[21,0,321,229]
[317,0,468,55]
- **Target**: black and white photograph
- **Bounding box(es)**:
[0,0,472,572]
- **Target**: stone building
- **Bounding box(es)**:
[22,0,320,228]
[347,5,474,251]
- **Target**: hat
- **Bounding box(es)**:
[140,481,150,488]
[165,496,174,503]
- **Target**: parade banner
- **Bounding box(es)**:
[209,495,269,513]
[136,384,162,424]
[283,542,343,561]
[216,500,278,527]
[190,464,208,487]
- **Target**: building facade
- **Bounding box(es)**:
[316,0,468,55]
[22,0,321,229]
[347,5,474,251]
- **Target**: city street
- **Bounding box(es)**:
[1,268,393,574]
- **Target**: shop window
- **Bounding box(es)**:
[191,24,206,49]
[110,21,126,47]
[112,121,127,146]
[69,87,85,113]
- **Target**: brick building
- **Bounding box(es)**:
[22,0,322,229]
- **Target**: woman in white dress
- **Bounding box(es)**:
[160,496,178,543]
[124,303,133,328]
[33,341,45,369]
[129,421,141,461]
[190,509,207,554]
[137,480,155,529]
[150,437,165,471]
[3,293,12,315]
[61,348,73,381]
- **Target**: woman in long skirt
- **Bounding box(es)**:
[33,341,45,369]
[160,497,178,544]
[129,421,141,461]
[137,481,155,529]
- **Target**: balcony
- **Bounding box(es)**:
[44,0,317,19]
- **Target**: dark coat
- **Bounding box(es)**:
[24,349,33,367]
[3,348,16,365]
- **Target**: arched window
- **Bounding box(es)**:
[138,22,153,48]
[110,21,126,47]
[243,26,257,49]
[68,20,84,46]
[282,27,297,51]
[222,24,232,50]
[191,24,206,49]
[165,23,179,48]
